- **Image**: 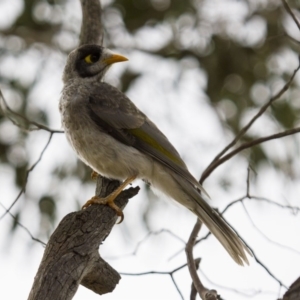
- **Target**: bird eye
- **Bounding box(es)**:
[84,54,100,64]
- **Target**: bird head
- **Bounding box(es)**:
[63,44,128,83]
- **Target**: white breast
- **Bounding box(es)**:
[59,87,154,181]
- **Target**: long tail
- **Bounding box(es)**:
[173,174,251,265]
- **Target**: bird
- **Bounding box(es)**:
[59,44,251,265]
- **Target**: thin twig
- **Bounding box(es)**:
[106,229,186,260]
[282,0,300,31]
[198,268,275,298]
[0,133,53,221]
[200,64,300,184]
[219,172,290,290]
[170,274,184,300]
[0,89,63,134]
[286,34,300,45]
[250,196,300,213]
[121,259,200,300]
[202,127,300,181]
[221,196,300,215]
[241,202,300,255]
[254,253,288,289]
[246,166,251,197]
[221,207,288,289]
[0,202,46,246]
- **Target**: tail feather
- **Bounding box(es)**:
[173,175,251,265]
[193,202,250,265]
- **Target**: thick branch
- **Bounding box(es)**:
[28,176,139,300]
[79,0,103,46]
[28,1,137,298]
[281,277,300,300]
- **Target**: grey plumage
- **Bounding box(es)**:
[60,44,251,265]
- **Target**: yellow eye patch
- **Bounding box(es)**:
[84,54,99,64]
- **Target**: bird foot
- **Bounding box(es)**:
[82,194,124,223]
[82,175,137,224]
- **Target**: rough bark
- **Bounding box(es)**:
[79,0,103,46]
[281,277,300,300]
[28,176,139,300]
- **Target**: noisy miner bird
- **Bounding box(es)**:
[60,44,251,265]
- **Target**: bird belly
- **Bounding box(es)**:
[64,121,154,181]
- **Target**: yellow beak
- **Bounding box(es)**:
[102,54,128,66]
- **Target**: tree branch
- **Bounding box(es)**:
[0,132,54,221]
[201,127,300,182]
[27,1,142,299]
[79,0,103,46]
[185,219,219,300]
[200,63,300,184]
[0,202,46,246]
[28,176,139,300]
[120,259,198,300]
[282,0,300,31]
[0,89,63,133]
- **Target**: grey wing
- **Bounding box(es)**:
[87,82,206,192]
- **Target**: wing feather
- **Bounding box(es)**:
[87,82,206,193]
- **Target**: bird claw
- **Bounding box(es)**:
[82,175,136,223]
[82,195,124,223]
[91,170,99,180]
